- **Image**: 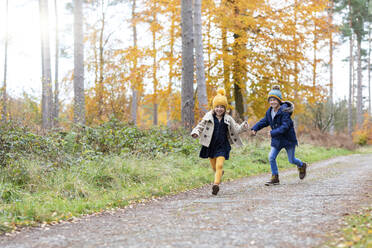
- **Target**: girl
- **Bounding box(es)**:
[251,85,307,185]
[191,88,249,195]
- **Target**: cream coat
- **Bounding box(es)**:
[191,111,249,148]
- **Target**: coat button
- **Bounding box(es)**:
[206,127,209,130]
[204,135,207,138]
[234,139,237,142]
[231,133,234,136]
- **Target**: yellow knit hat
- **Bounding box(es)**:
[212,88,228,109]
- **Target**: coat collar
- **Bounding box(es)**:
[203,111,231,125]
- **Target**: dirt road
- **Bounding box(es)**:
[1,154,371,248]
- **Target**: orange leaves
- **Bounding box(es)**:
[352,113,372,145]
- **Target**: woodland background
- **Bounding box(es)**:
[0,0,372,144]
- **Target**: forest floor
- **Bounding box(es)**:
[0,153,371,248]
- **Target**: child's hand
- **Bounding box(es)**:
[191,133,198,139]
[251,130,257,136]
[267,131,271,138]
[243,121,249,129]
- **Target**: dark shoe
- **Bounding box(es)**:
[265,175,280,186]
[212,184,220,195]
[298,163,307,180]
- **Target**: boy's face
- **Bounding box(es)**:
[214,105,226,116]
[269,97,280,109]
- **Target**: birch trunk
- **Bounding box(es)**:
[73,0,85,124]
[39,0,53,130]
[181,0,195,130]
[2,0,9,122]
[329,1,334,134]
[131,0,138,125]
[194,0,208,116]
[53,0,59,126]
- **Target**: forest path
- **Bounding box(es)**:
[1,154,371,248]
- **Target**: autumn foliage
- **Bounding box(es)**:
[70,0,336,127]
[352,113,372,145]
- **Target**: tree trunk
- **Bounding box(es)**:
[194,0,208,116]
[293,0,299,128]
[348,2,353,136]
[232,5,245,120]
[368,22,371,115]
[130,0,138,125]
[356,35,363,125]
[53,0,59,127]
[98,2,105,120]
[167,8,176,127]
[39,0,53,130]
[329,0,334,134]
[2,0,9,122]
[232,32,245,120]
[73,0,85,125]
[181,0,195,130]
[222,27,232,107]
[151,6,158,126]
[312,24,317,98]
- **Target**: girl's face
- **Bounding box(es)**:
[214,105,226,116]
[269,98,280,109]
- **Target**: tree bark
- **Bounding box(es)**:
[328,0,334,134]
[194,0,208,116]
[368,22,371,115]
[167,7,176,127]
[356,35,363,125]
[2,0,9,122]
[130,0,138,125]
[348,1,353,135]
[181,0,195,130]
[39,0,53,130]
[222,26,231,107]
[53,0,59,127]
[151,4,158,126]
[232,32,245,120]
[73,0,85,125]
[232,4,245,120]
[97,1,105,120]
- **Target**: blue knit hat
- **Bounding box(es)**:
[268,85,282,102]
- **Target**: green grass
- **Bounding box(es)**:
[321,208,372,248]
[0,141,364,233]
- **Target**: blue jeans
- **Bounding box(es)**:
[269,146,303,175]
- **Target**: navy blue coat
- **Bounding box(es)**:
[252,101,298,149]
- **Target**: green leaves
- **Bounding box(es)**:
[0,120,199,168]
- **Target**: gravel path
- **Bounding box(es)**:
[1,154,371,248]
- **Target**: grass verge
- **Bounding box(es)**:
[321,208,372,248]
[0,141,363,234]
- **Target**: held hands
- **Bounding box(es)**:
[242,121,249,130]
[251,130,257,136]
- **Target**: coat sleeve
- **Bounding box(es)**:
[251,114,269,132]
[191,119,207,137]
[230,119,249,134]
[270,112,292,137]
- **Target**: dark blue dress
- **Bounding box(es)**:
[199,114,231,160]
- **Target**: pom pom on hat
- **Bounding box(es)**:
[272,85,280,91]
[217,88,226,96]
[268,85,283,102]
[212,88,228,109]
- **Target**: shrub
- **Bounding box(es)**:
[352,114,372,146]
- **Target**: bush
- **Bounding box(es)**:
[352,114,372,146]
[0,119,198,168]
